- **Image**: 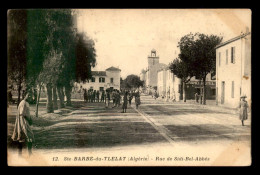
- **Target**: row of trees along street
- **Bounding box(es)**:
[169,33,223,105]
[8,10,96,116]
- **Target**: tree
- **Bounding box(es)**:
[7,10,27,108]
[177,33,222,104]
[121,75,144,91]
[26,9,77,113]
[75,33,96,83]
[9,9,97,115]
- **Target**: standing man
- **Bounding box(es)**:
[128,91,133,106]
[122,91,128,113]
[96,90,100,103]
[101,90,105,102]
[195,92,198,103]
[93,90,96,103]
[12,92,34,157]
[135,91,141,109]
[116,90,120,107]
[83,89,87,102]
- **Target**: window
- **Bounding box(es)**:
[231,81,234,98]
[226,49,228,64]
[99,87,104,91]
[219,52,221,66]
[99,77,105,83]
[91,77,95,82]
[231,47,235,63]
[110,78,113,83]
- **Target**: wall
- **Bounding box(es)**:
[157,70,166,97]
[106,70,121,90]
[165,69,181,101]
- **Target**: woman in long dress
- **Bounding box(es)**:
[12,93,34,156]
[238,95,249,126]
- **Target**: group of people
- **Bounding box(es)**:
[83,89,103,103]
[82,88,141,113]
[82,89,122,104]
[121,90,141,113]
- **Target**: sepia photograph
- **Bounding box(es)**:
[7,9,251,166]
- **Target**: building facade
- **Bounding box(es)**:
[185,74,216,100]
[157,66,182,101]
[76,66,121,92]
[157,66,216,101]
[157,67,167,97]
[216,31,251,108]
[165,67,182,101]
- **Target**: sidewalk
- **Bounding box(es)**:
[147,95,238,115]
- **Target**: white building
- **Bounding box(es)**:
[165,67,182,101]
[157,66,167,97]
[76,66,121,92]
[157,66,182,101]
[216,31,251,108]
[158,65,216,102]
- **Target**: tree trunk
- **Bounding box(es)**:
[57,85,65,108]
[35,84,42,117]
[17,83,22,108]
[46,83,54,113]
[16,77,23,108]
[52,85,58,110]
[65,85,72,106]
[199,80,202,104]
[202,76,206,105]
[183,81,186,102]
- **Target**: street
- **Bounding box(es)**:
[7,94,251,166]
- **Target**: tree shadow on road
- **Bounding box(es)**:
[164,124,250,142]
[7,101,168,150]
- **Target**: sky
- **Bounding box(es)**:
[76,9,251,79]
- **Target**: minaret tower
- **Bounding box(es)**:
[147,49,160,88]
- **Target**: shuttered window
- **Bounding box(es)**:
[231,47,235,63]
[226,49,228,64]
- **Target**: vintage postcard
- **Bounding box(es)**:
[7,9,251,166]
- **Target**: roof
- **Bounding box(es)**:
[106,66,121,71]
[216,32,251,49]
[91,71,106,76]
